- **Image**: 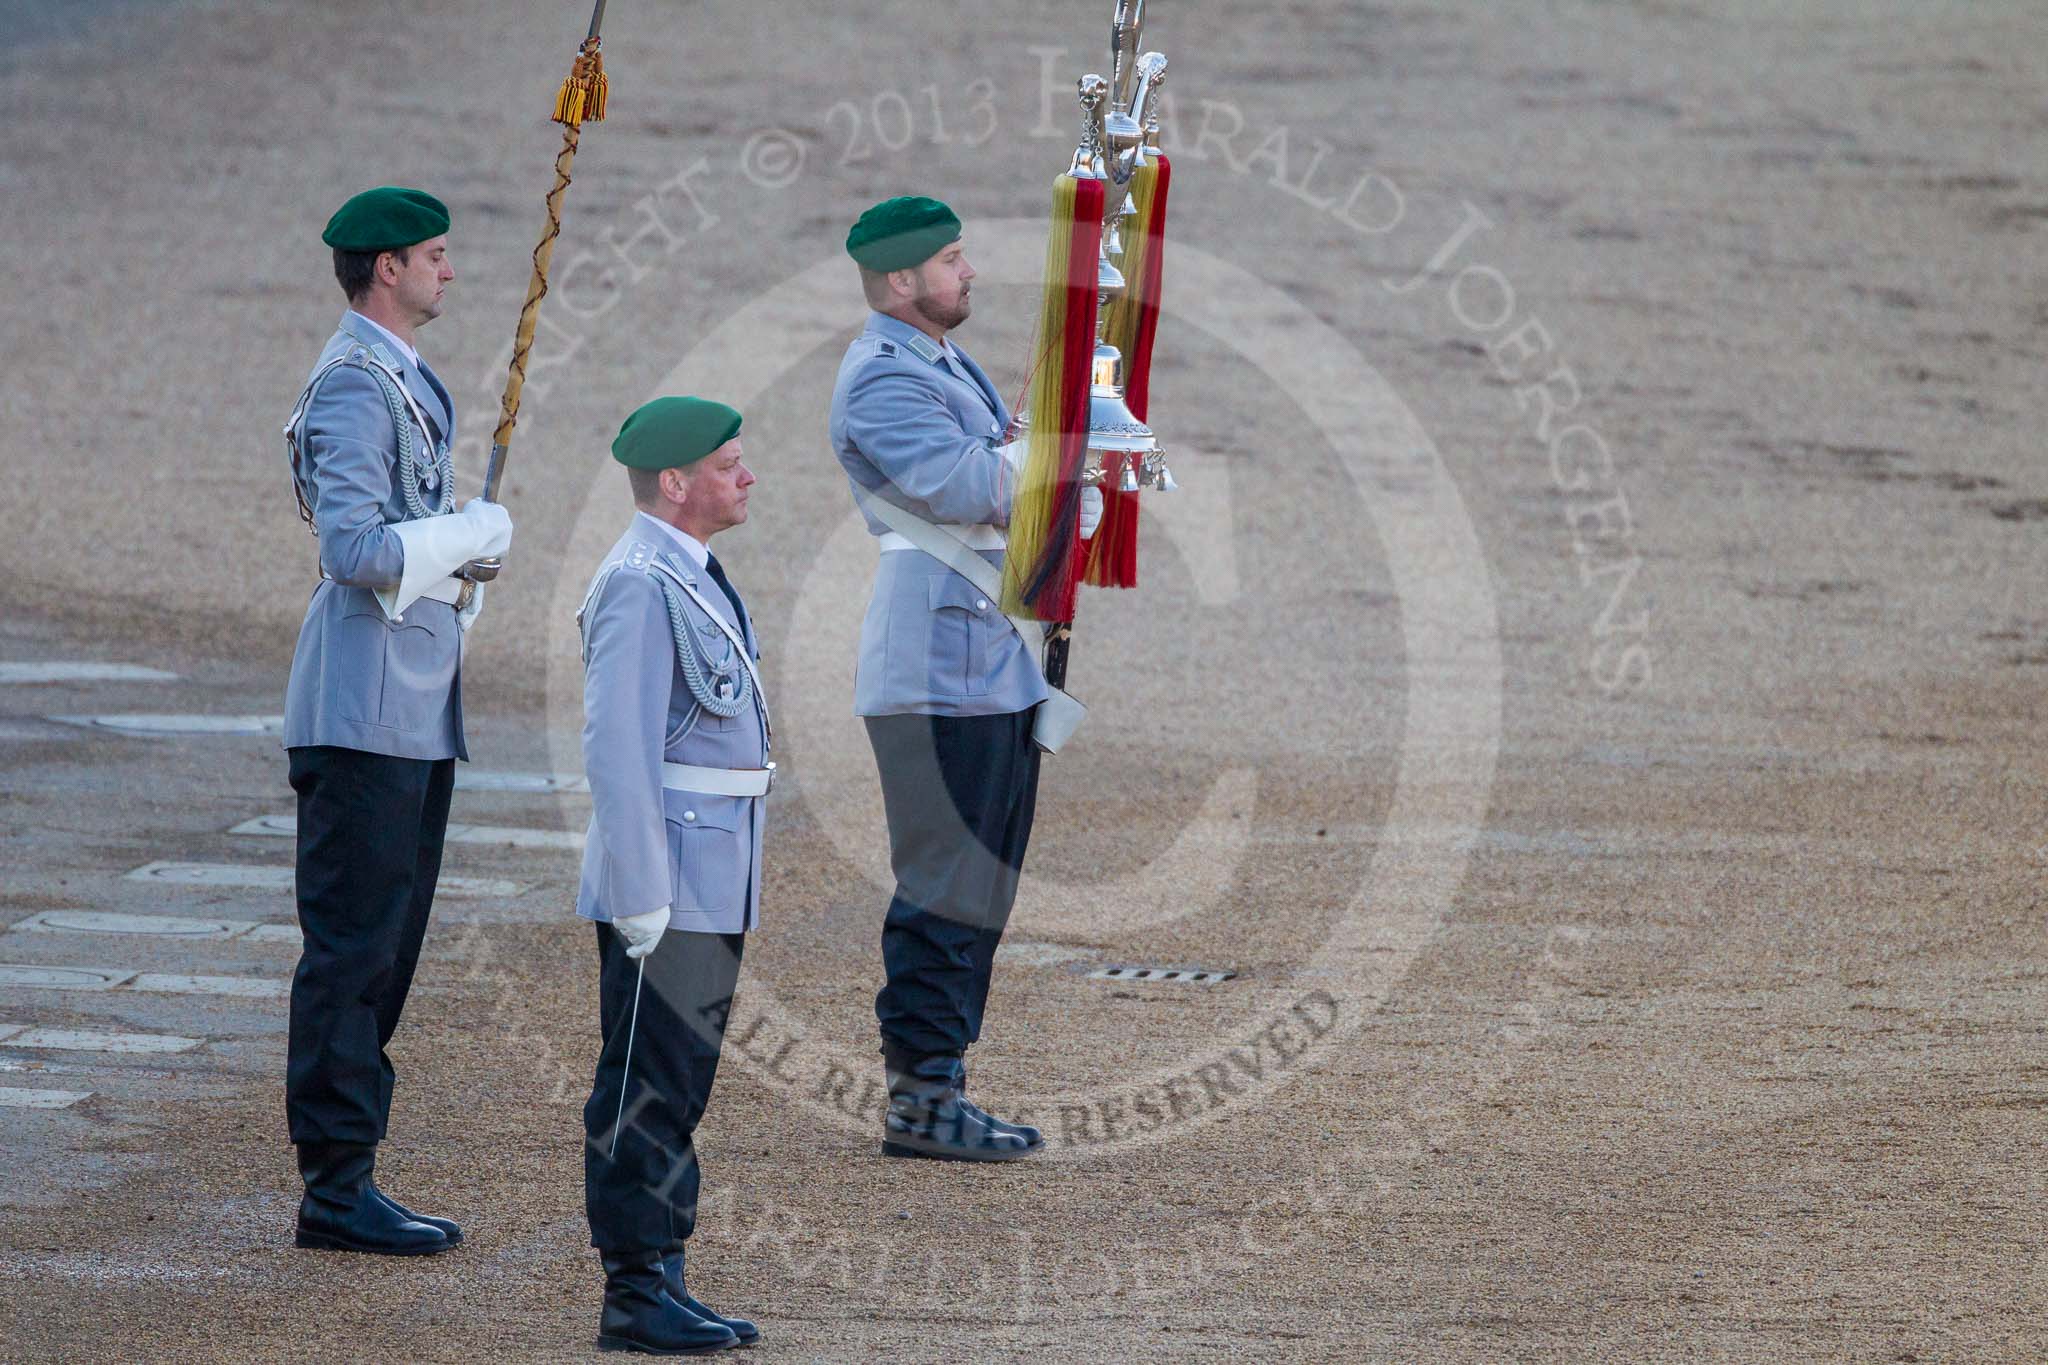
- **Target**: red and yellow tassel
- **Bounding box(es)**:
[1084,153,1170,591]
[1001,174,1106,621]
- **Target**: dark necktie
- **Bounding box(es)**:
[703,553,748,640]
[944,347,1001,422]
[413,358,450,441]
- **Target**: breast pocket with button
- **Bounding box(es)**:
[337,605,450,732]
[921,575,997,697]
[662,788,746,915]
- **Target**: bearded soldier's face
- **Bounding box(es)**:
[388,235,454,328]
[910,242,974,332]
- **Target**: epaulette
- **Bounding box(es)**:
[623,540,655,572]
[652,550,698,586]
[876,340,896,357]
[339,341,403,374]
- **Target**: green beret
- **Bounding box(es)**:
[845,195,961,272]
[322,186,450,253]
[611,397,743,471]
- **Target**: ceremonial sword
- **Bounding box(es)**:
[608,952,645,1160]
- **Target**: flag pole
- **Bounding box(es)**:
[465,0,612,582]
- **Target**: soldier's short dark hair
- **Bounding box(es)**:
[628,464,668,505]
[333,245,412,303]
[859,265,896,310]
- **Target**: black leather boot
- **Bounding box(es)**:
[295,1143,450,1255]
[957,1067,1043,1149]
[661,1244,759,1346]
[597,1252,738,1355]
[370,1183,464,1245]
[882,1062,1034,1163]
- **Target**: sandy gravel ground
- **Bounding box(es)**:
[2,0,2045,1360]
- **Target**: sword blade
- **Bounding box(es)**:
[607,953,646,1159]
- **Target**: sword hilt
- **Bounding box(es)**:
[461,440,512,583]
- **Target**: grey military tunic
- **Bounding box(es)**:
[827,311,1050,718]
[575,514,770,936]
[282,310,465,761]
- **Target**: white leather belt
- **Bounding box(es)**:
[662,761,776,798]
[880,523,1004,553]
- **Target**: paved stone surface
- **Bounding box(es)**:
[0,663,179,685]
[4,1028,203,1055]
[125,861,524,899]
[228,814,585,850]
[0,1088,94,1110]
[47,714,285,736]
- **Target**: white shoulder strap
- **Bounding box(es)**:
[854,490,1084,752]
[855,489,1042,649]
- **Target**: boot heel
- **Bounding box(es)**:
[295,1225,450,1255]
[595,1335,734,1355]
[880,1133,1032,1163]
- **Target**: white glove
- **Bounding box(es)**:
[457,582,483,634]
[993,440,1028,517]
[375,499,516,620]
[614,905,670,960]
[461,498,514,558]
[1078,484,1105,541]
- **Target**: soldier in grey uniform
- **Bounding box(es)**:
[828,196,1101,1162]
[281,187,514,1256]
[577,397,767,1354]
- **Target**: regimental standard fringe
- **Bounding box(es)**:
[1002,174,1106,622]
[1085,153,1171,590]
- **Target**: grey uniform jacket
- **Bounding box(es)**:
[828,311,1049,718]
[576,515,770,936]
[282,312,465,761]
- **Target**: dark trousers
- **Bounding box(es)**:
[865,709,1042,1067]
[286,745,454,1147]
[584,924,746,1254]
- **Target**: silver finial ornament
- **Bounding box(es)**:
[1061,6,1175,486]
[1071,75,1108,178]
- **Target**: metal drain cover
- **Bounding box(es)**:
[1087,965,1236,985]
